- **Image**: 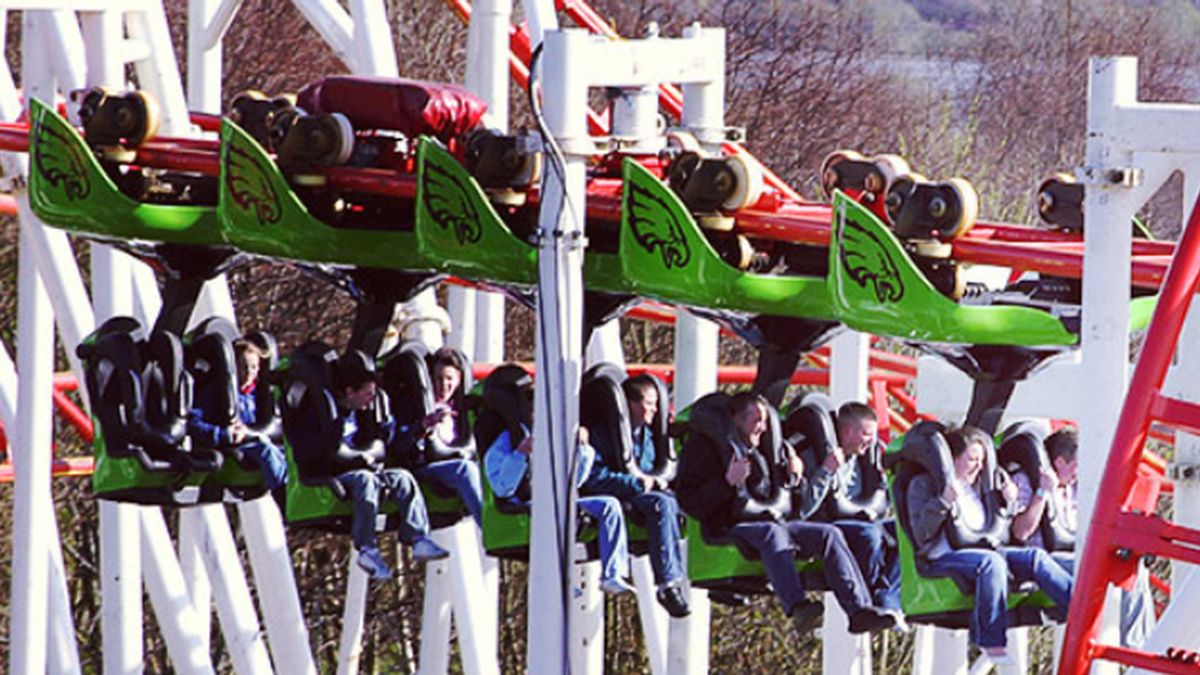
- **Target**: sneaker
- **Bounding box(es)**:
[410,537,451,563]
[355,546,393,581]
[656,586,691,618]
[790,599,825,635]
[984,647,1012,666]
[848,606,897,634]
[600,577,635,595]
[889,610,911,634]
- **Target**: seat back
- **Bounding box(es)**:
[786,392,888,521]
[684,392,791,522]
[185,317,239,444]
[281,341,342,482]
[80,317,148,461]
[580,364,676,484]
[998,421,1074,552]
[379,341,477,465]
[894,420,1011,555]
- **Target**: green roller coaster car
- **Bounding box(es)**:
[619,159,836,320]
[218,119,431,270]
[828,191,1157,344]
[27,98,223,246]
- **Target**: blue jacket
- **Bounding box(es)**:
[188,385,258,449]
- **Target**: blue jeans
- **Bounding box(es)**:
[728,519,873,617]
[835,519,901,611]
[629,491,685,586]
[336,468,431,551]
[925,547,1073,648]
[238,440,288,491]
[578,495,629,584]
[413,459,483,527]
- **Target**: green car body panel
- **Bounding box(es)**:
[28,98,221,245]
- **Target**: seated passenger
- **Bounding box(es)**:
[906,426,1073,662]
[1008,426,1077,571]
[402,347,483,526]
[675,392,902,635]
[298,350,449,580]
[484,375,634,595]
[796,401,900,611]
[189,336,288,507]
[581,373,690,617]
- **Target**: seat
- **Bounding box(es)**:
[579,363,676,484]
[997,421,1074,552]
[78,316,222,505]
[784,393,888,521]
[889,420,1057,628]
[474,364,599,560]
[185,318,282,501]
[676,393,824,600]
[379,340,477,527]
[279,341,397,533]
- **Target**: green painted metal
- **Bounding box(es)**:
[618,159,835,319]
[684,514,821,587]
[218,119,430,269]
[828,191,1078,346]
[281,436,400,528]
[27,98,222,245]
[415,138,537,284]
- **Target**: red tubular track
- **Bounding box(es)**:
[1059,192,1200,674]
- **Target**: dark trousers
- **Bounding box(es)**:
[727,519,873,617]
[835,519,901,611]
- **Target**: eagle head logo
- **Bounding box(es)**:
[839,215,905,303]
[625,181,691,270]
[224,142,281,225]
[422,161,482,245]
[32,118,91,201]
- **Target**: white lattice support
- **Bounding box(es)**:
[140,509,216,674]
[188,0,239,112]
[631,554,669,675]
[124,4,190,137]
[47,507,83,675]
[10,13,67,674]
[194,504,274,674]
[568,556,605,675]
[239,497,318,675]
[290,0,355,68]
[178,511,213,656]
[337,552,372,675]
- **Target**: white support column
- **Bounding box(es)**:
[528,28,589,675]
[194,504,274,674]
[826,328,872,675]
[187,0,236,114]
[11,218,56,675]
[140,510,216,674]
[239,497,318,675]
[585,319,625,369]
[10,15,61,674]
[418,550,454,675]
[568,557,605,675]
[337,553,371,675]
[1077,57,1140,671]
[446,287,477,357]
[631,554,669,675]
[177,511,213,656]
[911,626,969,675]
[463,0,512,362]
[47,510,82,675]
[290,0,355,67]
[668,310,717,675]
[125,4,191,137]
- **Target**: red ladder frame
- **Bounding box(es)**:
[1060,192,1200,674]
